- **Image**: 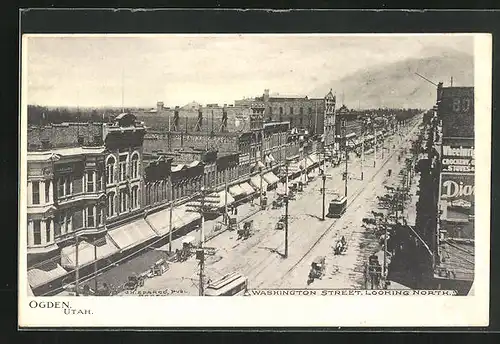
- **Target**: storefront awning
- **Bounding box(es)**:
[59,237,119,270]
[108,218,158,251]
[28,263,68,289]
[263,172,280,185]
[250,175,269,191]
[173,204,201,228]
[239,182,255,195]
[229,184,246,197]
[147,204,197,236]
[253,161,266,169]
[60,240,95,269]
[196,190,234,209]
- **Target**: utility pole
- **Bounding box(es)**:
[344,128,348,198]
[284,162,289,258]
[374,123,377,168]
[93,238,98,292]
[200,189,206,247]
[260,167,263,209]
[224,169,228,225]
[361,129,365,181]
[321,173,326,221]
[168,176,173,253]
[383,222,388,278]
[75,233,79,296]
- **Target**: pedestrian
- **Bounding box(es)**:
[230,206,234,215]
[234,206,238,215]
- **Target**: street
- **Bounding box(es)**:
[128,123,420,296]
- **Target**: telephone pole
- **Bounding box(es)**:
[260,167,264,209]
[224,169,228,225]
[344,129,348,198]
[168,176,174,253]
[373,123,377,168]
[93,238,98,292]
[284,162,289,258]
[321,173,326,221]
[361,133,364,181]
[75,233,79,296]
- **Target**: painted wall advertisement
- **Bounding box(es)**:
[439,87,474,138]
[439,140,474,239]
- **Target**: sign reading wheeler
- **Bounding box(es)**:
[441,145,475,173]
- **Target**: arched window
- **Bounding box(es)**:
[107,192,115,217]
[131,152,140,179]
[106,155,116,185]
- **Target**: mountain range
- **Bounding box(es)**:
[311,49,474,110]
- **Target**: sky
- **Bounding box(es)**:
[24,34,474,108]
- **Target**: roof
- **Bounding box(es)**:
[28,146,106,161]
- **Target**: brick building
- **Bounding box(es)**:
[236,89,324,135]
[26,114,146,259]
[103,114,146,227]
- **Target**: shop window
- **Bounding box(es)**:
[33,220,41,245]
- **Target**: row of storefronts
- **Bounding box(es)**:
[27,150,322,295]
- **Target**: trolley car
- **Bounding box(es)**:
[327,195,347,218]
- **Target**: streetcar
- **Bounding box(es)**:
[327,195,347,218]
[204,272,248,296]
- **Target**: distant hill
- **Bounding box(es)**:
[311,50,474,110]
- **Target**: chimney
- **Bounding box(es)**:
[263,89,270,102]
[157,101,164,113]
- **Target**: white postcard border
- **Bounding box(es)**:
[18,33,491,328]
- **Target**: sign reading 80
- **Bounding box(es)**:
[452,96,472,113]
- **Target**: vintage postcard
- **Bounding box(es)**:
[19,32,491,327]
